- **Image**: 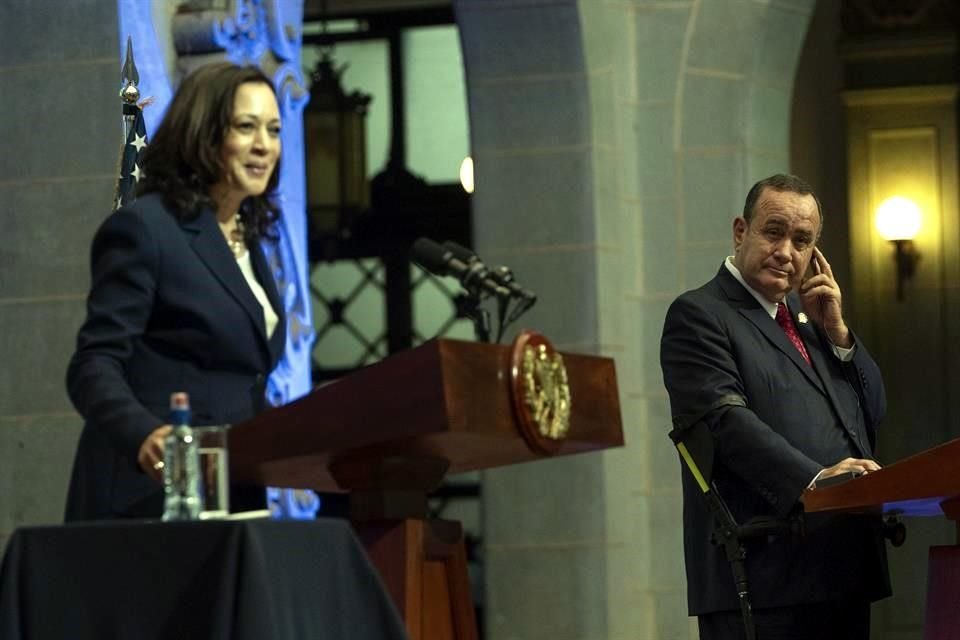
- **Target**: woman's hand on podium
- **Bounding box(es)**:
[138,425,172,482]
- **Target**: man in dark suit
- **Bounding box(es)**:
[660,174,890,639]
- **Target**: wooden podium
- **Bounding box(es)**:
[229,337,624,640]
[803,437,960,640]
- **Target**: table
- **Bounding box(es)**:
[0,518,409,640]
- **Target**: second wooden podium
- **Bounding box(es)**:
[804,437,960,640]
[228,336,624,640]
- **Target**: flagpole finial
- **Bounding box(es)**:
[120,35,140,105]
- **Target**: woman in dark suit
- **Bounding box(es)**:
[65,63,286,521]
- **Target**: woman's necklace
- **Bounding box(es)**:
[221,214,246,258]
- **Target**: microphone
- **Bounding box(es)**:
[411,238,511,298]
[441,241,537,304]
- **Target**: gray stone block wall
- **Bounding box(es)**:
[0,1,119,552]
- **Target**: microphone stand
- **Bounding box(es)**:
[494,296,510,344]
[456,289,491,343]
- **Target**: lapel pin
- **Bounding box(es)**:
[797,312,808,324]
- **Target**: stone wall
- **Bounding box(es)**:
[0,1,120,552]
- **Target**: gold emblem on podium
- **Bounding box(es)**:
[509,331,572,454]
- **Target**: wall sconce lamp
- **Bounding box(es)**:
[875,196,921,301]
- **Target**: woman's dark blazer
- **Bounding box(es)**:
[64,192,286,521]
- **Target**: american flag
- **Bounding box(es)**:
[113,103,147,210]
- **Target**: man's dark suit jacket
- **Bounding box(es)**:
[660,265,890,615]
[65,193,286,521]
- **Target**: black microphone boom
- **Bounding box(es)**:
[411,238,511,298]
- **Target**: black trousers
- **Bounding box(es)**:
[698,600,870,640]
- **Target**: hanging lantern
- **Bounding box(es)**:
[304,49,372,257]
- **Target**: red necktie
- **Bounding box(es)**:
[776,303,811,365]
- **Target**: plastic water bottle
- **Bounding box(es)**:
[161,391,201,521]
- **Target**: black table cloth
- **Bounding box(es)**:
[0,518,409,640]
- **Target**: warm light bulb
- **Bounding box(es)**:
[875,196,922,241]
[459,156,474,194]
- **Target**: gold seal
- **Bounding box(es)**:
[509,331,572,454]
